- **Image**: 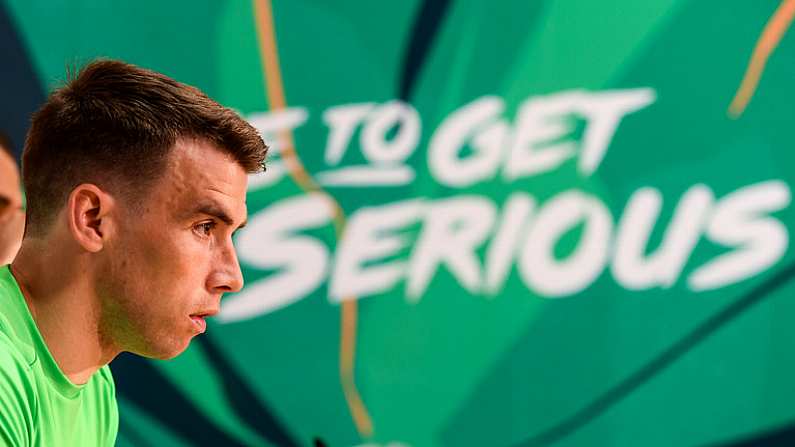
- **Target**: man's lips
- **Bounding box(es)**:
[190,309,218,334]
[190,315,207,333]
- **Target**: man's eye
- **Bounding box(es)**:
[195,222,216,236]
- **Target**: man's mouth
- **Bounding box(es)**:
[190,315,207,333]
[190,308,219,334]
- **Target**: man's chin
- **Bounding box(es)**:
[134,339,192,360]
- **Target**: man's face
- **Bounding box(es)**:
[100,139,248,359]
[0,149,24,265]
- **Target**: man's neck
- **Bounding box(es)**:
[10,241,118,385]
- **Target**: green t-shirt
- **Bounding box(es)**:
[0,266,118,446]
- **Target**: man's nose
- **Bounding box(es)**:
[210,240,244,293]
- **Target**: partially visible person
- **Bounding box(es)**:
[0,60,267,446]
[0,134,24,266]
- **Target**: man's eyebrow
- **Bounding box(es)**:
[189,201,247,231]
[194,203,235,226]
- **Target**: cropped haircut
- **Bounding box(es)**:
[22,59,267,236]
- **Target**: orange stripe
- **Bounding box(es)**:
[340,295,374,436]
[729,0,795,117]
[253,0,316,192]
[252,0,374,438]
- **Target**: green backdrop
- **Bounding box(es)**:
[5,1,795,446]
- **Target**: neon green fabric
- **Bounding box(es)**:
[0,266,118,446]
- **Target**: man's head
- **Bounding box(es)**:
[0,134,24,265]
[22,59,267,359]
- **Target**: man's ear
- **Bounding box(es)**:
[66,184,116,253]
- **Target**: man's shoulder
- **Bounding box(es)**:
[0,331,37,445]
[0,330,34,377]
[0,268,35,363]
[0,330,36,401]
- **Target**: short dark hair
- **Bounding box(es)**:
[22,59,267,236]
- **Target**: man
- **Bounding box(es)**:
[0,59,267,445]
[0,135,24,266]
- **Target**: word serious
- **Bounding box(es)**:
[219,88,790,322]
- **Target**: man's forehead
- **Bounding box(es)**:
[159,140,249,220]
[168,138,246,180]
[168,139,241,178]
